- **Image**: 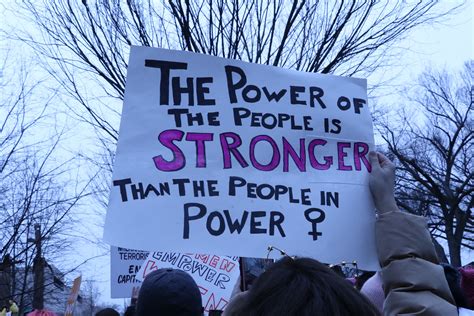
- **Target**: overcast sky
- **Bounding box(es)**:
[366,1,472,103]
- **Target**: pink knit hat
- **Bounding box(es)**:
[361,272,384,312]
[459,266,474,309]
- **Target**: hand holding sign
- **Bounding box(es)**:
[368,152,398,214]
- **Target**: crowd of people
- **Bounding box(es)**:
[93,152,473,316]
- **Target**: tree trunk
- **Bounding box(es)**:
[32,257,44,310]
[447,236,462,267]
[0,255,12,306]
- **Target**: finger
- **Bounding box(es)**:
[369,151,380,171]
[376,152,390,166]
[377,152,395,170]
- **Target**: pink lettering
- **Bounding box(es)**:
[151,129,370,173]
[195,254,210,264]
[308,139,332,170]
[354,142,371,171]
[199,286,209,295]
[249,135,280,171]
[209,255,220,268]
[153,130,185,171]
[220,132,249,169]
[219,259,236,272]
[337,142,352,171]
[282,137,306,172]
[185,133,213,167]
[142,260,158,278]
[204,293,229,312]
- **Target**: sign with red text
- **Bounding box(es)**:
[110,246,149,298]
[137,252,240,313]
[104,46,378,270]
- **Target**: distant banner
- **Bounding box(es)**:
[137,252,239,313]
[110,246,149,298]
[104,46,378,270]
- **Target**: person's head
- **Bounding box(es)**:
[226,257,380,316]
[124,305,135,316]
[95,308,120,316]
[136,268,203,316]
[441,264,468,308]
[329,265,345,278]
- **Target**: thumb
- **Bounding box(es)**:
[369,151,380,172]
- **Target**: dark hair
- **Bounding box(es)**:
[329,265,345,278]
[231,257,381,316]
[442,264,468,308]
[355,271,376,290]
[124,305,135,316]
[95,308,120,316]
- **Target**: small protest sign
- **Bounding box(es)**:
[104,46,378,269]
[64,275,81,316]
[110,246,149,298]
[137,252,239,313]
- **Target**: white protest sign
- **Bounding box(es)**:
[110,246,149,298]
[137,252,240,313]
[104,46,378,270]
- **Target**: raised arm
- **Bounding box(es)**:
[368,152,457,316]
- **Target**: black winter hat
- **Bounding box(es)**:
[136,268,203,316]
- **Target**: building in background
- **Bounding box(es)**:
[0,256,92,316]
